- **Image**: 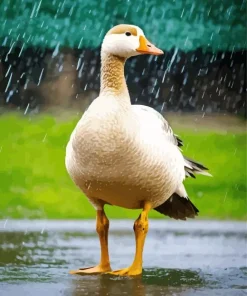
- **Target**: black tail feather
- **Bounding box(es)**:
[184,156,211,178]
[154,193,199,220]
[175,135,183,147]
[184,156,209,171]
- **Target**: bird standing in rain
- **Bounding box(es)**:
[66,24,211,276]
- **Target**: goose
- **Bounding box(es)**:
[66,24,211,276]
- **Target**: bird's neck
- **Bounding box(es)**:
[100,52,130,100]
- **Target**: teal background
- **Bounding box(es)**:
[0,0,246,51]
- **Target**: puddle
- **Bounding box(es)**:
[0,220,246,295]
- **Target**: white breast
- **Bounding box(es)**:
[65,102,185,209]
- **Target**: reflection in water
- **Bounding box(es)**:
[71,276,146,296]
[70,269,204,296]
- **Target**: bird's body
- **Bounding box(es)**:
[66,99,185,210]
[66,24,211,276]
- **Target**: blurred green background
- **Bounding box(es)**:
[0,112,246,220]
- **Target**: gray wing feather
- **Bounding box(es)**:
[132,105,211,178]
[133,105,183,147]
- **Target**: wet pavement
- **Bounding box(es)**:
[0,219,246,296]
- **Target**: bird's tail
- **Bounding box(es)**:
[154,193,199,220]
[184,156,212,178]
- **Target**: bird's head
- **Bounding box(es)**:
[101,24,164,58]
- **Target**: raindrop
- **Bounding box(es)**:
[168,48,178,71]
[24,103,30,115]
[37,68,44,86]
[5,65,12,77]
[30,2,38,18]
[207,6,212,16]
[183,72,188,85]
[26,35,31,43]
[155,88,160,98]
[5,42,15,62]
[76,57,82,70]
[35,0,43,17]
[24,78,29,90]
[189,3,195,17]
[6,90,14,103]
[2,37,8,46]
[78,62,84,78]
[223,190,228,202]
[69,5,75,16]
[18,43,25,57]
[5,73,13,92]
[180,8,185,18]
[3,219,8,228]
[78,37,83,49]
[52,43,60,58]
[160,101,165,112]
[42,134,47,142]
[162,48,178,83]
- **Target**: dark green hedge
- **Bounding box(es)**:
[0,0,246,51]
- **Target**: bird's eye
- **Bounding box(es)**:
[125,32,131,36]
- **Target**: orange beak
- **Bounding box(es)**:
[136,36,164,55]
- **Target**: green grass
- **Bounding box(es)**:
[0,113,246,220]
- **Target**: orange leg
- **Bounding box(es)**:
[108,201,152,276]
[70,209,111,275]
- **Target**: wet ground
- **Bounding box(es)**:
[0,219,246,296]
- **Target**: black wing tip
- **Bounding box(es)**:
[154,193,199,220]
[175,135,183,147]
[188,172,196,178]
[184,156,210,171]
[189,198,199,214]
